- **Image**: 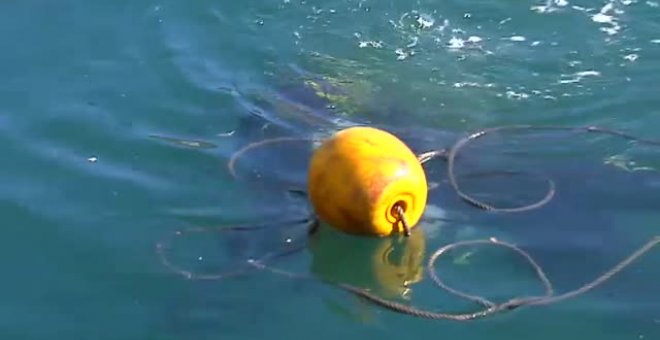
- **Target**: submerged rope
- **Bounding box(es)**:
[421,124,660,213]
[157,124,660,321]
[157,223,660,320]
[227,136,311,180]
[155,216,318,280]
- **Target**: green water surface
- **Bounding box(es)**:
[1,0,659,339]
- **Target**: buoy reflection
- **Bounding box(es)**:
[308,223,426,300]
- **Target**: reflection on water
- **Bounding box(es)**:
[308,223,427,300]
[3,0,660,338]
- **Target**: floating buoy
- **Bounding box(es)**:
[307,126,428,236]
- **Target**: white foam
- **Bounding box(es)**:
[576,70,601,77]
[445,34,483,50]
[559,70,601,84]
[531,4,554,13]
[394,48,410,60]
[647,1,659,7]
[506,90,530,99]
[592,13,613,23]
[651,39,660,43]
[623,53,639,61]
[453,82,494,88]
[602,26,620,35]
[358,40,383,48]
[509,35,526,41]
[559,78,579,84]
[591,1,622,36]
[447,37,465,49]
[416,14,434,29]
[531,0,569,13]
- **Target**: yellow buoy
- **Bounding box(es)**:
[307,126,428,236]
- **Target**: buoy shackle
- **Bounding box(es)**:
[392,203,411,236]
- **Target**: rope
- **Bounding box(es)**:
[157,223,660,320]
[156,124,660,321]
[394,203,411,237]
[420,124,660,212]
[155,216,317,280]
[227,136,311,180]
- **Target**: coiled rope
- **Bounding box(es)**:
[157,124,660,320]
[436,124,660,212]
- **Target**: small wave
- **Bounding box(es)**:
[558,70,601,84]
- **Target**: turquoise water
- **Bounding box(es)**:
[2,0,660,338]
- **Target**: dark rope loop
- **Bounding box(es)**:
[525,235,660,306]
[241,234,660,321]
[227,136,313,180]
[164,124,660,320]
[155,216,317,281]
[427,239,555,311]
[156,227,251,281]
[156,222,659,320]
[329,238,552,321]
[422,124,660,213]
